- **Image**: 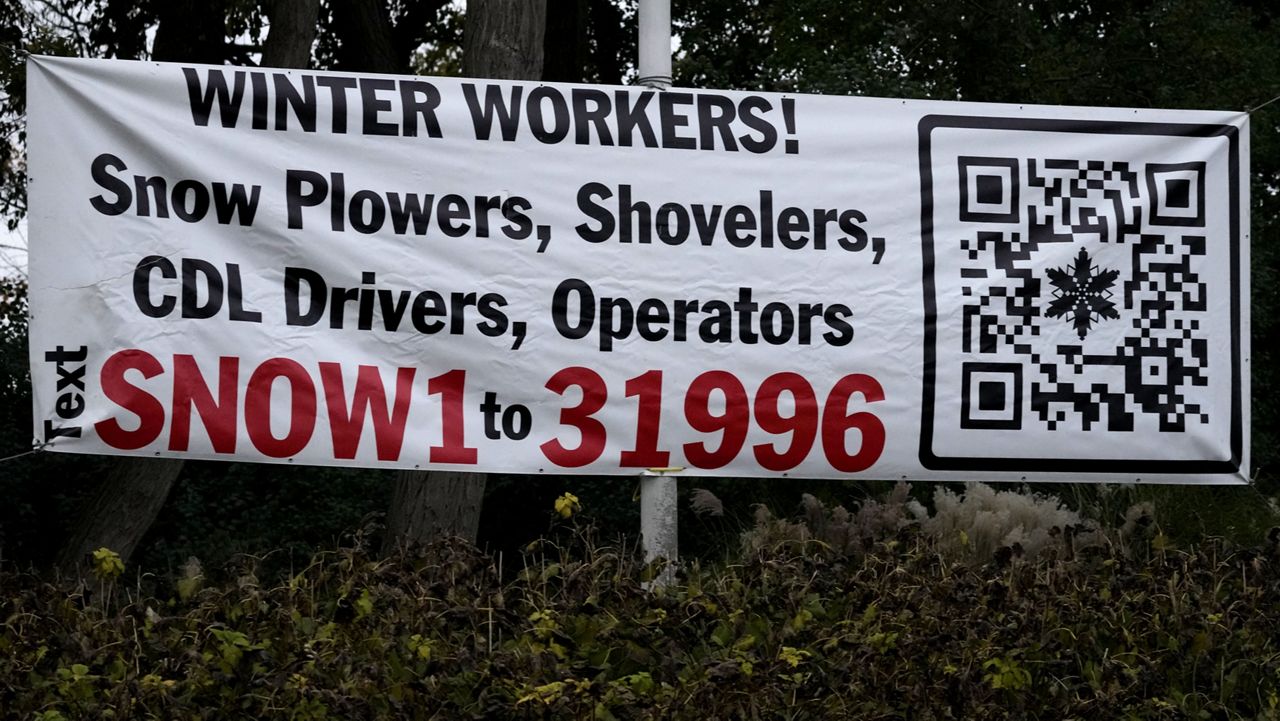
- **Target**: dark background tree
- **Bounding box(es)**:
[383,0,547,551]
[50,0,323,575]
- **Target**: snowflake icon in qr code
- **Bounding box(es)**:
[1045,247,1119,340]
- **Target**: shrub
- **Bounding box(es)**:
[5,514,1280,719]
[739,483,919,558]
[919,482,1096,561]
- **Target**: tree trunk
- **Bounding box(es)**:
[262,0,321,68]
[56,2,229,578]
[541,0,628,85]
[152,0,227,64]
[383,0,546,551]
[462,0,547,79]
[586,0,627,85]
[542,0,586,83]
[57,0,318,577]
[331,0,402,73]
[55,457,185,574]
[384,469,486,549]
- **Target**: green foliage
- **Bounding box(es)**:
[5,526,1280,718]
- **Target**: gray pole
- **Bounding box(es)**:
[637,0,672,89]
[637,0,677,582]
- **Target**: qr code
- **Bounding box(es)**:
[919,116,1242,473]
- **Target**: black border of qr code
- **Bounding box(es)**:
[917,115,1242,474]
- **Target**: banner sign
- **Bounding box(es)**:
[26,57,1250,482]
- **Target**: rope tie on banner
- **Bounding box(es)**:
[0,442,50,464]
[0,43,29,58]
[1246,92,1280,114]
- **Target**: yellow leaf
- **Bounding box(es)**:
[355,589,374,619]
[554,492,581,518]
[91,547,124,581]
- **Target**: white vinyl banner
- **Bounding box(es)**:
[25,57,1250,483]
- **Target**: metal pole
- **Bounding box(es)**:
[637,0,677,582]
[637,0,672,89]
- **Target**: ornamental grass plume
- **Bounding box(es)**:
[921,483,1094,561]
[853,481,916,541]
[741,483,923,558]
[1120,501,1157,539]
[740,482,1094,563]
[177,556,204,601]
[741,504,811,555]
[689,488,724,517]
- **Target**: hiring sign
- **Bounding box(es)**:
[26,57,1249,482]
